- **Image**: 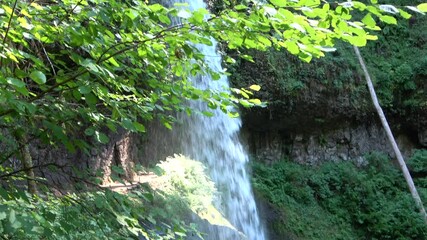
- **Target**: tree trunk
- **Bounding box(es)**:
[353,46,427,223]
[18,136,38,195]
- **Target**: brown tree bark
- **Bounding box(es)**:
[353,46,427,223]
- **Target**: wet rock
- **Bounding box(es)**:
[245,122,417,165]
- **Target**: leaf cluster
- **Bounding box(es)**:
[0,183,202,239]
[0,0,422,154]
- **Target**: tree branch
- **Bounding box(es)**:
[0,162,66,180]
[0,0,18,67]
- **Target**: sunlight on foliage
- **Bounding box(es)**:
[154,154,236,230]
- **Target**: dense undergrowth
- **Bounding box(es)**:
[0,155,216,239]
[252,150,427,240]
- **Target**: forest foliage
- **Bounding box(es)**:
[252,151,427,239]
[1,0,427,239]
[0,0,421,154]
[0,155,211,239]
[231,0,427,120]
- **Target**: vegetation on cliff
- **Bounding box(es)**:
[253,151,427,239]
[1,0,427,238]
[231,0,427,128]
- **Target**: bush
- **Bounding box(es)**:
[252,152,427,239]
[0,155,214,239]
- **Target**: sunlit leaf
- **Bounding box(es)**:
[177,10,191,19]
[249,98,262,105]
[379,15,397,25]
[379,5,399,14]
[406,6,425,15]
[362,13,376,27]
[417,3,427,12]
[270,0,287,7]
[249,84,261,91]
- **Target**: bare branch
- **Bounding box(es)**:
[354,46,427,223]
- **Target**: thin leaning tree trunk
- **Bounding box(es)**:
[353,46,427,223]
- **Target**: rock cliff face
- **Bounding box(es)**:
[236,58,425,164]
[25,129,143,190]
[243,117,419,165]
[230,43,427,165]
[233,69,425,164]
[235,69,426,165]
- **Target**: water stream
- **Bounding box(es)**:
[160,1,266,239]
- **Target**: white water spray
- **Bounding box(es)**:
[167,1,266,239]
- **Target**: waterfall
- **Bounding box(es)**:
[158,1,266,239]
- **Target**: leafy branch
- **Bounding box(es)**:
[0,0,18,67]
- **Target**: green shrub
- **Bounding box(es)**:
[252,152,427,239]
[0,155,215,239]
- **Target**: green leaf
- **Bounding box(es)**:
[398,9,411,19]
[417,3,427,12]
[379,15,397,25]
[122,118,135,131]
[239,99,252,108]
[17,17,32,30]
[234,5,247,11]
[31,226,44,234]
[270,0,287,7]
[0,212,6,220]
[227,112,239,118]
[84,127,95,136]
[81,60,99,73]
[201,111,214,117]
[406,6,425,15]
[85,93,97,107]
[249,99,262,105]
[240,54,254,62]
[95,131,109,144]
[158,14,171,25]
[112,165,125,175]
[152,166,165,176]
[9,209,21,229]
[133,122,146,132]
[6,78,26,88]
[149,4,164,12]
[362,13,376,27]
[30,70,46,84]
[78,85,91,94]
[249,84,261,91]
[285,41,300,55]
[240,90,250,99]
[163,121,172,130]
[108,57,120,67]
[125,9,139,20]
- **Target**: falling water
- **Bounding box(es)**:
[162,1,267,239]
